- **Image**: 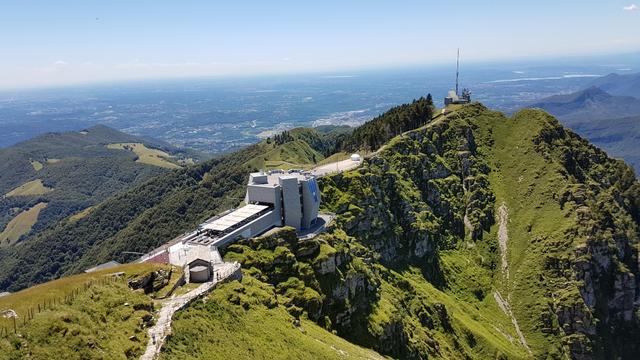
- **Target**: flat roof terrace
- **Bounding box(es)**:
[187,203,274,246]
[249,170,311,186]
[201,204,269,232]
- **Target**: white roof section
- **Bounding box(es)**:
[202,204,269,232]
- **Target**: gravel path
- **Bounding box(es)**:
[140,262,241,360]
[310,159,361,177]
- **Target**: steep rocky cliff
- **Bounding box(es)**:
[222,104,639,359]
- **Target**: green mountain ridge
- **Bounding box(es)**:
[211,104,639,358]
[0,99,638,359]
[529,86,640,122]
[529,85,640,173]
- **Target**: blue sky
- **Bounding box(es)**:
[0,0,638,89]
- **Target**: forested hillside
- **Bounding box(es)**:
[346,95,433,150]
[0,125,200,247]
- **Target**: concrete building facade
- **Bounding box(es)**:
[139,170,322,274]
[245,171,321,231]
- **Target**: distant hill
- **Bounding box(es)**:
[0,125,201,246]
[529,86,640,123]
[529,86,640,173]
[569,114,640,172]
[589,72,640,98]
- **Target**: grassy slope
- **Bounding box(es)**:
[0,126,179,246]
[474,109,572,354]
[0,202,47,246]
[4,179,52,197]
[317,151,351,165]
[29,160,43,171]
[246,139,325,170]
[343,106,530,358]
[161,277,386,360]
[248,126,351,170]
[68,206,95,223]
[0,263,178,360]
[107,143,181,169]
[372,266,528,359]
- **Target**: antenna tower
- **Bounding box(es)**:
[455,48,460,96]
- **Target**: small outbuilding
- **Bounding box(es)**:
[350,154,361,162]
[185,246,215,283]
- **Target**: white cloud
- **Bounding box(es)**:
[623,4,638,11]
[53,60,68,66]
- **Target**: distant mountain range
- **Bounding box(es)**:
[529,86,640,123]
[590,72,640,98]
[0,125,201,246]
[529,72,640,173]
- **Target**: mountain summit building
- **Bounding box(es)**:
[155,170,321,250]
[245,171,321,230]
[139,170,322,282]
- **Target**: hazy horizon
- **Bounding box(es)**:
[1,50,639,94]
[2,0,639,90]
